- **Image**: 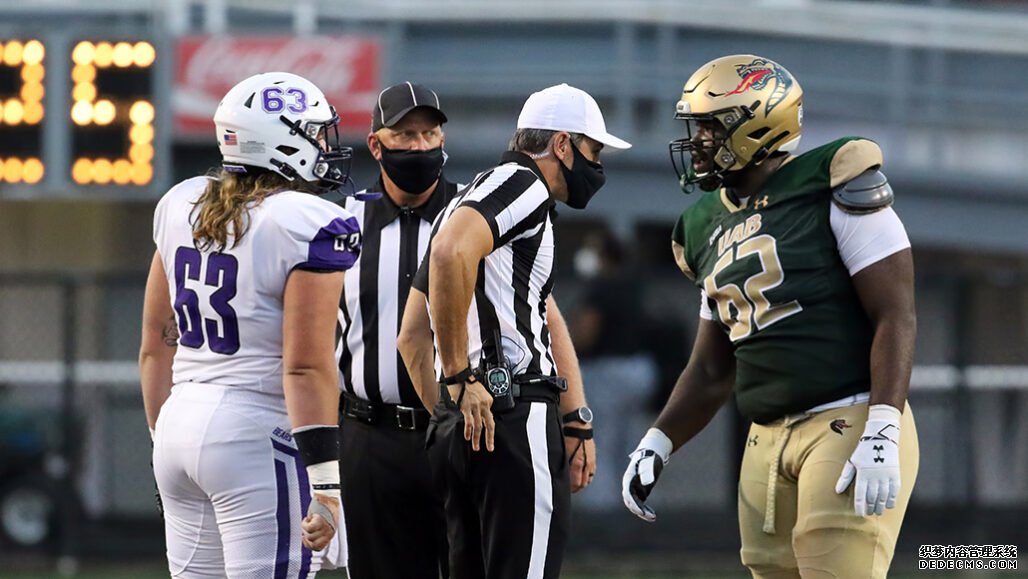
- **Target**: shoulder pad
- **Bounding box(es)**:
[832,169,892,214]
[828,139,882,187]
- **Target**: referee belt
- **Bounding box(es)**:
[440,373,566,406]
[340,391,430,431]
[512,374,567,403]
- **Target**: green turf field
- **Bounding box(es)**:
[0,562,1023,579]
[0,553,1023,579]
[0,572,732,579]
[0,561,723,579]
[0,573,1022,578]
[0,560,741,579]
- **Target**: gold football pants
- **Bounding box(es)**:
[738,402,919,579]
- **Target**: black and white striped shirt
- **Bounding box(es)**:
[413,151,558,378]
[337,177,459,406]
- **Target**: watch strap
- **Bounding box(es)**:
[562,407,591,425]
[440,366,475,386]
[563,426,594,440]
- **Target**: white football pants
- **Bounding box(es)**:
[153,382,345,578]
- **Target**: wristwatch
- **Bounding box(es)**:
[561,407,593,425]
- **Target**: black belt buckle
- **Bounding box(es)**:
[395,405,419,431]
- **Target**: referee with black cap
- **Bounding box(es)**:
[398,83,625,579]
[336,81,460,579]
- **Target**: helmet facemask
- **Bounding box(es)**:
[273,107,354,196]
[669,107,749,193]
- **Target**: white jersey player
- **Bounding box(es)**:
[140,72,360,578]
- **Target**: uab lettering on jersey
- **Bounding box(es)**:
[704,213,802,341]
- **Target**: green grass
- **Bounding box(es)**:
[0,561,1022,579]
[0,560,695,578]
[1,573,1022,578]
[0,562,736,579]
[0,571,677,578]
[0,571,704,579]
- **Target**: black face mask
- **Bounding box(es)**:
[378,143,445,195]
[559,143,606,210]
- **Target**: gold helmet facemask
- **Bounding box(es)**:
[669,55,803,193]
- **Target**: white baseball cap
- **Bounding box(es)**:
[517,83,632,150]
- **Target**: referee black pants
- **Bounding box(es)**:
[340,417,448,579]
[426,396,570,579]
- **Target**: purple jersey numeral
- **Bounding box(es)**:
[173,247,204,348]
[173,247,241,355]
[205,253,241,354]
[262,86,308,114]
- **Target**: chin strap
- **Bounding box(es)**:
[679,161,730,194]
[678,173,696,194]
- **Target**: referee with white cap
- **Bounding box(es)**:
[337,81,459,579]
[398,83,630,579]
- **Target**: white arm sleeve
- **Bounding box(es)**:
[698,289,714,320]
[830,205,910,276]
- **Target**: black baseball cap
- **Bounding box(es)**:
[372,82,448,132]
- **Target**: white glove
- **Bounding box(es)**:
[622,428,673,522]
[835,404,902,517]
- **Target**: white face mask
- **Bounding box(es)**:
[574,247,601,279]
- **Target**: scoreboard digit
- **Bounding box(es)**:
[70,40,155,186]
[0,37,157,191]
[0,39,45,184]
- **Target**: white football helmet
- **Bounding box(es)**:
[214,72,352,193]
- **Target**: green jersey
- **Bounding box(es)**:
[671,138,885,423]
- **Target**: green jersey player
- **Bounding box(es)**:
[622,55,919,579]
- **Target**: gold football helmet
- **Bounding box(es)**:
[670,55,803,193]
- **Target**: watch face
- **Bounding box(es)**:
[579,407,594,423]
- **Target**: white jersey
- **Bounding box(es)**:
[153,176,361,394]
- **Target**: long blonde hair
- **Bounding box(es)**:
[191,169,296,251]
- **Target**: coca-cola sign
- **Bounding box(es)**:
[175,36,380,137]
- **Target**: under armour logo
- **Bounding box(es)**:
[754,195,769,209]
[748,435,759,447]
[873,444,885,463]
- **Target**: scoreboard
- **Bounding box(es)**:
[0,39,46,184]
[0,33,377,197]
[0,37,158,192]
[70,41,155,186]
